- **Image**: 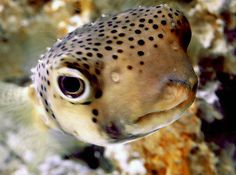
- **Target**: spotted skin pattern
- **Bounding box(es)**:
[32,4,198,146]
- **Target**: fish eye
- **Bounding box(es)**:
[54,68,91,103]
[58,76,85,98]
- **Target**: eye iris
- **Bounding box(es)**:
[58,76,85,98]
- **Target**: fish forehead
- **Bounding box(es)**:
[47,4,189,65]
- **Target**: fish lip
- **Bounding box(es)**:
[107,133,146,144]
[134,89,196,124]
[105,90,195,143]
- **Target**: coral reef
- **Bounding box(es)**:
[0,0,235,174]
[0,0,92,80]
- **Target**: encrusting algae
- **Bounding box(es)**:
[130,106,218,175]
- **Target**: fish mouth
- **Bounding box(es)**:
[136,91,194,123]
[107,94,194,144]
[104,80,197,144]
[128,80,197,135]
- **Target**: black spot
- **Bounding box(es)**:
[130,45,135,49]
[52,113,56,119]
[154,44,158,48]
[92,109,99,116]
[128,37,134,41]
[148,19,153,24]
[82,57,88,61]
[139,24,145,28]
[98,33,105,37]
[140,61,144,65]
[158,34,163,38]
[137,51,144,56]
[106,40,112,44]
[111,30,117,33]
[76,51,82,55]
[139,18,145,22]
[149,36,154,41]
[174,12,179,16]
[47,80,50,86]
[118,33,125,37]
[153,24,158,29]
[97,53,103,58]
[92,117,97,123]
[81,101,92,105]
[116,41,123,45]
[86,38,92,41]
[138,39,145,45]
[95,89,103,98]
[112,55,118,60]
[117,49,123,53]
[127,65,133,70]
[168,13,173,18]
[161,20,167,25]
[94,42,101,46]
[135,29,141,34]
[83,63,90,69]
[105,46,112,51]
[87,52,93,57]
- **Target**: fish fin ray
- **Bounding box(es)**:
[0,81,34,125]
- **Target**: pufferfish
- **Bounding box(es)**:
[0,4,197,146]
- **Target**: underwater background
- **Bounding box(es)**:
[0,0,235,174]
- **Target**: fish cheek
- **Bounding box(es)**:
[50,100,107,143]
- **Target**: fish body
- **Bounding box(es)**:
[1,4,197,146]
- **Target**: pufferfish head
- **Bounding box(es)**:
[33,4,198,146]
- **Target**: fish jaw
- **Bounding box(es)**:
[98,76,197,144]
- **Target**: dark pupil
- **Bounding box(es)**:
[58,76,84,98]
[61,76,80,92]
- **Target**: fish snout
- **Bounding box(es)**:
[131,74,198,131]
[168,75,198,94]
[154,75,198,111]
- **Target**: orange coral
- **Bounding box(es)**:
[131,105,218,175]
